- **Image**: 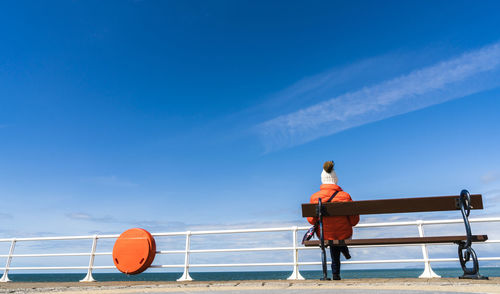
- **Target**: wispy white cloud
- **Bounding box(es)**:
[256,41,500,152]
[66,212,116,223]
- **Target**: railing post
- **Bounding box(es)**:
[288,226,305,280]
[0,239,16,282]
[177,231,193,281]
[80,235,98,282]
[417,221,440,278]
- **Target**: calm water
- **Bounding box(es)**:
[7,268,500,282]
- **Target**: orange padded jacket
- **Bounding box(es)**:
[307,184,359,240]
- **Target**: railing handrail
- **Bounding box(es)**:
[1,217,498,243]
[1,216,499,282]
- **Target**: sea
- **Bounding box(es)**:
[7,268,500,283]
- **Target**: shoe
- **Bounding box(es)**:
[342,247,351,260]
[320,277,331,281]
[332,274,341,280]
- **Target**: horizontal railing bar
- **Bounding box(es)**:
[148,265,185,268]
[190,227,300,235]
[298,257,500,266]
[425,217,500,225]
[0,235,120,242]
[428,257,500,262]
[0,236,97,242]
[7,239,497,258]
[154,240,500,257]
[91,266,117,269]
[0,252,114,258]
[8,239,496,259]
[0,218,498,243]
[151,232,195,237]
[189,262,295,267]
[186,242,494,252]
[156,250,186,254]
[97,257,500,270]
[189,247,294,253]
[298,261,418,266]
[343,259,423,264]
[85,237,500,257]
[299,262,333,266]
[299,259,424,265]
[152,228,298,237]
[93,235,119,239]
[5,240,495,259]
[478,257,500,261]
[8,253,91,257]
[297,242,490,249]
[7,266,89,270]
[0,252,115,258]
[299,243,434,249]
[7,257,500,272]
[354,217,500,228]
[355,222,427,228]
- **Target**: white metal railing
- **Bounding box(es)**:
[0,217,499,282]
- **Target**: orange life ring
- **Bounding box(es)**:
[112,228,156,275]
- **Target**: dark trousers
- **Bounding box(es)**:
[329,245,349,275]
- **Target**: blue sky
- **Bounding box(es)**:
[1,0,500,243]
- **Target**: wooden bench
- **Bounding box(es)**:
[301,189,488,280]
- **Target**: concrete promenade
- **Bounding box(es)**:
[1,278,500,294]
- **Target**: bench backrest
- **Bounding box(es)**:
[302,194,483,217]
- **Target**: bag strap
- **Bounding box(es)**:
[312,190,340,227]
[326,190,339,202]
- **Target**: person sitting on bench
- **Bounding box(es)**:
[307,161,359,280]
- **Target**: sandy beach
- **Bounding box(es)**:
[1,278,500,294]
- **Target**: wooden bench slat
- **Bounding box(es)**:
[303,235,488,247]
[302,194,483,217]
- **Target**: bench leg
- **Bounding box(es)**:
[457,190,488,280]
[457,242,488,280]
